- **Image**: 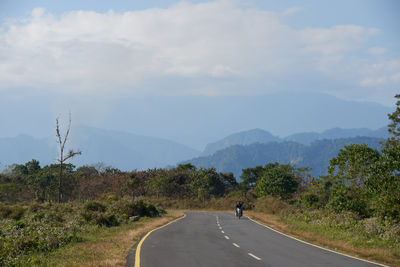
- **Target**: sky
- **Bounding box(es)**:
[0,0,399,148]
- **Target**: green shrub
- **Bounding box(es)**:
[28,203,42,213]
[114,199,163,218]
[99,193,119,202]
[95,213,119,227]
[130,200,162,217]
[0,199,164,266]
[0,204,25,220]
[327,185,368,217]
[301,193,320,209]
[81,211,94,222]
[47,211,65,223]
[84,201,106,212]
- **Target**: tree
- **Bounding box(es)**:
[366,94,400,220]
[25,159,41,174]
[240,166,264,189]
[56,113,81,203]
[328,144,380,187]
[386,94,400,145]
[145,174,167,198]
[189,168,226,200]
[325,144,379,216]
[254,163,298,200]
[123,173,140,198]
[175,163,196,171]
[33,166,55,202]
[219,172,237,189]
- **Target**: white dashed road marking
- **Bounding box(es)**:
[215,214,261,262]
[248,253,261,261]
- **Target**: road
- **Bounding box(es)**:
[130,211,386,267]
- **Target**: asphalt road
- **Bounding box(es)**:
[132,211,385,267]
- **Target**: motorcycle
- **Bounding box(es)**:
[236,207,242,219]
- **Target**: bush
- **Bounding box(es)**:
[125,200,162,217]
[95,213,119,227]
[0,203,83,266]
[253,196,293,216]
[327,185,368,217]
[112,198,163,218]
[81,210,120,227]
[84,201,106,212]
[0,198,165,266]
[301,193,320,209]
[0,204,25,220]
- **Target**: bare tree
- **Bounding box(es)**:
[56,113,81,203]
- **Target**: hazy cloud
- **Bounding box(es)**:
[281,7,303,16]
[0,1,398,102]
[369,46,386,55]
[391,72,400,82]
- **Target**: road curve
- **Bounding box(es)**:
[129,211,386,267]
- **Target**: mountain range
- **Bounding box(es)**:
[184,137,384,179]
[202,127,388,156]
[0,126,199,171]
[1,92,392,150]
[0,125,389,175]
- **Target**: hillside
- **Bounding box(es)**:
[202,128,280,156]
[184,137,383,179]
[201,126,387,155]
[1,92,391,152]
[284,127,389,145]
[0,126,200,171]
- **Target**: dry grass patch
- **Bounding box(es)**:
[246,211,399,267]
[36,210,184,267]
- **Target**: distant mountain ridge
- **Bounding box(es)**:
[0,126,200,171]
[201,127,388,155]
[186,137,383,179]
[202,128,280,156]
[1,92,392,150]
[0,125,389,175]
[284,127,389,145]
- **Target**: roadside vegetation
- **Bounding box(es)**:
[0,95,399,266]
[0,197,164,266]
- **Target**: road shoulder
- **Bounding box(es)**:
[246,211,394,267]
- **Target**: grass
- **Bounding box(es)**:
[31,210,184,266]
[0,198,168,266]
[246,210,400,267]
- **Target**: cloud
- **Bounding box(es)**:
[360,77,386,87]
[0,0,398,102]
[298,25,369,55]
[368,46,386,55]
[391,72,400,81]
[358,59,400,106]
[281,7,303,16]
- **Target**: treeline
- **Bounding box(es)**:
[0,162,237,203]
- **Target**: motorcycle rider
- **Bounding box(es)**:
[235,201,243,217]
